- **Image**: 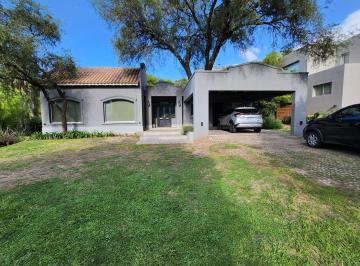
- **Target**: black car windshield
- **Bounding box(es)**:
[234,108,258,114]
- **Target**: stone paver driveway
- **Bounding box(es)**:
[208,130,360,193]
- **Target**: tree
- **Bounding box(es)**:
[0,0,76,132]
[94,0,339,78]
[262,51,283,68]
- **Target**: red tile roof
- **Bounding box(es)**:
[57,67,140,86]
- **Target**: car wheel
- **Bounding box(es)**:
[229,123,237,133]
[254,128,261,133]
[306,131,322,148]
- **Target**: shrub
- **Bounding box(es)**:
[0,129,21,146]
[182,125,193,135]
[263,116,283,129]
[29,130,116,140]
[281,116,291,125]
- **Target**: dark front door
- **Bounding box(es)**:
[154,102,175,127]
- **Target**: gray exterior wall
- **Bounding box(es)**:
[307,65,345,114]
[283,35,360,115]
[41,87,144,134]
[342,64,360,107]
[185,63,308,139]
[146,82,184,128]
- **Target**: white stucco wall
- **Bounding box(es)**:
[342,64,360,107]
[185,63,308,139]
[307,65,345,114]
[41,87,144,134]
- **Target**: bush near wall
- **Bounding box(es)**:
[281,116,291,125]
[182,125,193,135]
[0,129,21,147]
[29,131,116,140]
[263,116,283,129]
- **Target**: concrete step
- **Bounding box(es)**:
[137,131,191,145]
[142,131,182,136]
[137,136,190,145]
[148,127,181,131]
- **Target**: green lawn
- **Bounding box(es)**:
[0,138,359,265]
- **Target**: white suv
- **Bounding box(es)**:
[218,107,263,133]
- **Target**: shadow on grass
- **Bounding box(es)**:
[0,143,359,265]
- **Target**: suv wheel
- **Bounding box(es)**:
[254,128,261,133]
[306,131,322,148]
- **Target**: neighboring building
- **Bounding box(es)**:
[41,62,308,139]
[282,34,360,115]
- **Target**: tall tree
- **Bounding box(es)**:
[0,0,76,132]
[94,0,339,78]
[262,51,283,68]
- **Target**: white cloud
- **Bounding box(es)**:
[339,9,360,36]
[240,47,260,62]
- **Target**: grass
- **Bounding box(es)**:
[0,138,359,265]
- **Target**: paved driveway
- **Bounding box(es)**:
[208,130,360,192]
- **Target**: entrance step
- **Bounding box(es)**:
[142,130,182,136]
[137,128,192,145]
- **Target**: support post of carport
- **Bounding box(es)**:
[291,88,308,136]
[193,88,209,139]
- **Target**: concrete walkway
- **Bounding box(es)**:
[137,128,191,145]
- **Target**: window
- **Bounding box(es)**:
[50,99,81,123]
[334,106,360,121]
[340,52,350,64]
[104,99,135,122]
[313,83,332,96]
[283,61,300,72]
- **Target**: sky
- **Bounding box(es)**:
[36,0,360,81]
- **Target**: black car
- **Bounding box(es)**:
[303,104,360,148]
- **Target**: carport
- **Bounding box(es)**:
[183,62,308,139]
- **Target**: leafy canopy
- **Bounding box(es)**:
[94,0,338,78]
[0,0,76,100]
[262,51,283,68]
[0,0,76,131]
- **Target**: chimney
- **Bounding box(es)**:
[140,63,146,70]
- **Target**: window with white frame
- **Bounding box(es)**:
[313,83,332,97]
[50,99,81,123]
[103,99,135,122]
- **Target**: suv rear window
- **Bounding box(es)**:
[234,108,258,114]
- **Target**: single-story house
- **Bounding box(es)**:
[41,62,308,140]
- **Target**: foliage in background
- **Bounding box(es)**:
[0,128,21,146]
[147,74,188,88]
[262,52,283,68]
[306,112,329,123]
[281,116,291,125]
[0,85,41,132]
[94,0,339,78]
[182,125,193,135]
[263,116,283,129]
[0,0,76,132]
[174,78,188,88]
[256,51,293,121]
[29,131,116,140]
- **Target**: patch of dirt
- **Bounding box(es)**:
[0,137,137,189]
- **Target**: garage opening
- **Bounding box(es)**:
[209,91,294,131]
